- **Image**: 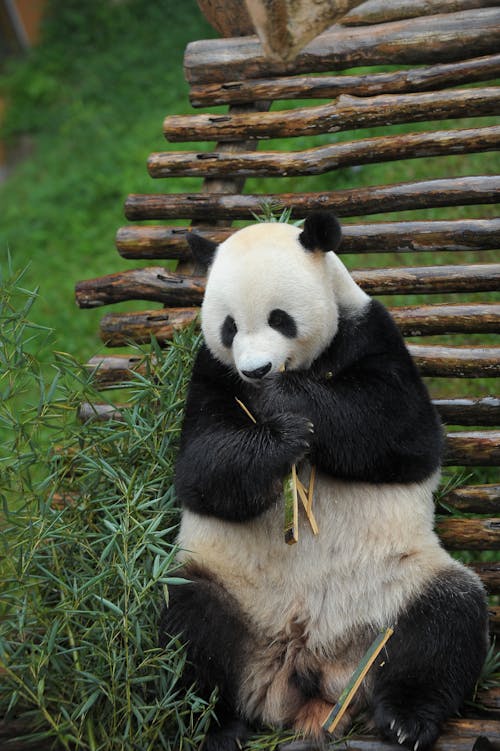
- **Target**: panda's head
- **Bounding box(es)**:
[188,211,368,384]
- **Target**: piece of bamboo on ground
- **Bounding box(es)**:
[323,627,394,735]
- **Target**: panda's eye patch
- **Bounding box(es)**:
[221,315,237,348]
[268,309,297,338]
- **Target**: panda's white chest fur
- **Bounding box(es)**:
[177,466,449,653]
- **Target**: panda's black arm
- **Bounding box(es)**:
[281,357,442,484]
[174,346,312,522]
[256,302,443,484]
[257,356,442,484]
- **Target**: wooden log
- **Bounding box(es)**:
[96,305,499,348]
[436,517,500,549]
[76,266,500,307]
[189,52,500,107]
[352,264,500,296]
[87,353,148,386]
[488,605,500,634]
[434,397,500,427]
[391,303,500,336]
[408,344,500,378]
[334,719,500,751]
[444,431,500,466]
[342,0,499,26]
[116,218,500,260]
[151,125,500,178]
[469,561,500,593]
[339,218,500,254]
[124,176,500,221]
[163,88,500,143]
[116,225,232,260]
[88,347,500,386]
[93,302,499,339]
[475,685,500,712]
[281,719,500,750]
[78,402,125,423]
[184,8,500,84]
[99,308,198,346]
[75,269,206,309]
[439,484,500,514]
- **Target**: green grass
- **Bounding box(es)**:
[0,0,212,362]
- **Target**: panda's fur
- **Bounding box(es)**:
[159,213,488,751]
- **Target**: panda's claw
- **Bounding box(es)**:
[375,705,440,751]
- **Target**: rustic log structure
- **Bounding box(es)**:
[62,0,500,747]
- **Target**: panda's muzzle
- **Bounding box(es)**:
[241,362,272,380]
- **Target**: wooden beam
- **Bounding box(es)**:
[99,308,198,346]
[352,263,500,295]
[434,397,500,426]
[189,53,500,107]
[76,267,500,307]
[468,560,500,593]
[445,431,500,466]
[342,0,499,26]
[124,176,500,221]
[184,9,500,84]
[151,125,500,177]
[438,484,500,514]
[323,718,500,751]
[93,303,499,343]
[164,88,500,143]
[391,303,500,336]
[408,344,500,378]
[436,517,500,548]
[116,218,500,260]
[88,346,500,382]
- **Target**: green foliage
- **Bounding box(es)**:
[477,640,500,697]
[0,270,214,750]
[252,201,303,226]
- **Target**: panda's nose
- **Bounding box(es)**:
[241,363,272,380]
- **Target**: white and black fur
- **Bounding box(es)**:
[159,213,488,751]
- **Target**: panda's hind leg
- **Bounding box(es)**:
[371,567,488,751]
[158,564,251,751]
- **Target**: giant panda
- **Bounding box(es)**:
[159,212,488,751]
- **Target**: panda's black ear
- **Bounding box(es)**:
[299,212,342,253]
[186,233,218,267]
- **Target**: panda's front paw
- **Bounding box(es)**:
[266,412,314,464]
[374,702,440,751]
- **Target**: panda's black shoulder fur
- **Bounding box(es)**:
[175,299,443,521]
